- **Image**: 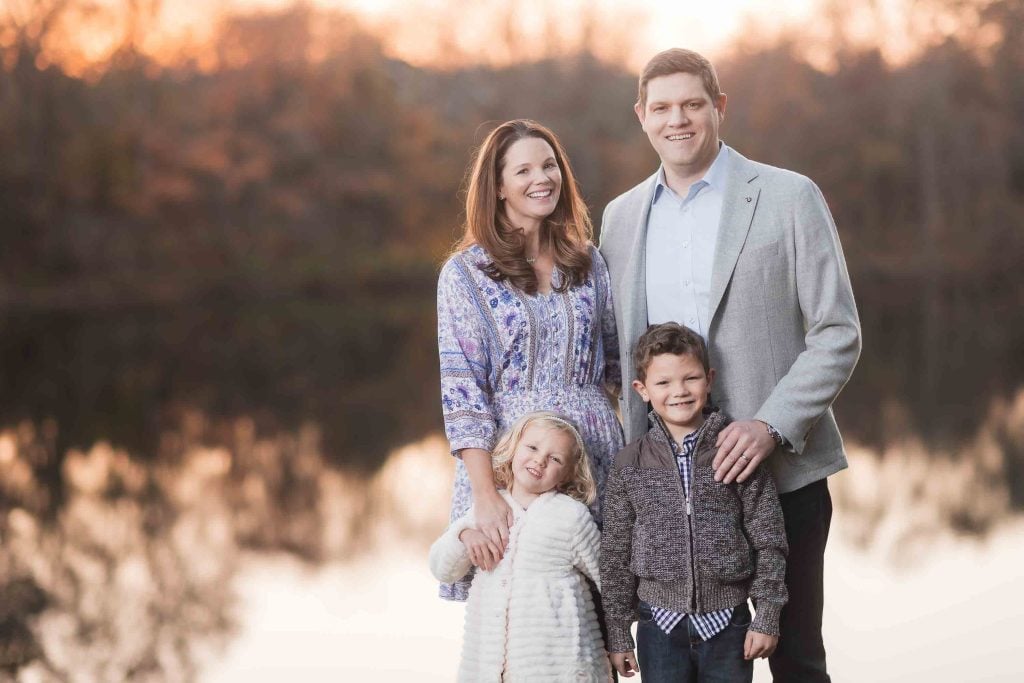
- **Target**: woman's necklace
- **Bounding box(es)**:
[526,256,537,265]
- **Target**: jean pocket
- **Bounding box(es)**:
[728,602,752,629]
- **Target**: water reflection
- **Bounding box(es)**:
[1,390,1021,679]
[0,300,439,474]
[0,414,452,679]
[832,388,1024,565]
[207,428,1023,682]
[0,285,1021,678]
[2,417,237,680]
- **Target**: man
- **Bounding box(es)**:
[599,48,861,682]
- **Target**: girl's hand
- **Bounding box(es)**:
[744,630,779,659]
[609,651,638,677]
[458,528,503,571]
[472,489,514,553]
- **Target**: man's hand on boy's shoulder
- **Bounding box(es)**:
[713,420,777,484]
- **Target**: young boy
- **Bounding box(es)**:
[599,322,788,681]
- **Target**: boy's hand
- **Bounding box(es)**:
[744,630,778,660]
[609,651,639,677]
[459,528,503,571]
[713,420,776,483]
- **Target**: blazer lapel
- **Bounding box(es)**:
[707,151,760,324]
[621,173,659,339]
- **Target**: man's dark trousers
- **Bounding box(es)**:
[769,479,833,683]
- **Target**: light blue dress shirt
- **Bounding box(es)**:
[645,144,731,340]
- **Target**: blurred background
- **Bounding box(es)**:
[0,0,1022,680]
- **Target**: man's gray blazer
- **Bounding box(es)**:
[599,147,861,494]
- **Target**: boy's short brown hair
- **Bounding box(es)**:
[633,322,711,381]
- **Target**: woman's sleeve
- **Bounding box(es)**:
[437,257,497,454]
[594,248,622,395]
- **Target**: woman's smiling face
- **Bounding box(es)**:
[498,136,562,230]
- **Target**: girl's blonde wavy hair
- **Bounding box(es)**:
[491,411,596,506]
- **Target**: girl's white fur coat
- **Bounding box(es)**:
[429,489,611,682]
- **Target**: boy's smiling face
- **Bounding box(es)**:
[632,352,714,440]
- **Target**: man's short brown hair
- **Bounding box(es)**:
[633,322,711,382]
[637,48,722,111]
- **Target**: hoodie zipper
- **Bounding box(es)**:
[653,413,704,613]
[684,452,699,613]
[687,428,714,614]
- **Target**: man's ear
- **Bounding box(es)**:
[634,101,645,125]
[631,379,648,402]
[715,93,727,122]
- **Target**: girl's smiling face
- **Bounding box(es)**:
[509,423,575,503]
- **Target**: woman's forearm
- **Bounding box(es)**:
[461,448,499,499]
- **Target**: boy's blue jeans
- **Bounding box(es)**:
[636,600,753,683]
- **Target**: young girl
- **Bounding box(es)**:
[429,411,611,682]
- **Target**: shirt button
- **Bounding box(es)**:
[682,241,689,248]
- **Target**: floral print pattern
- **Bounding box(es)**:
[437,244,623,600]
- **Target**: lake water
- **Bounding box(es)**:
[197,435,1024,683]
[2,298,1022,680]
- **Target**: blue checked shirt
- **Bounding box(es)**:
[650,425,736,640]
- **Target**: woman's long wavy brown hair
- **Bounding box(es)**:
[458,119,592,294]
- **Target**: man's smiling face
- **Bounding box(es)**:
[636,71,726,184]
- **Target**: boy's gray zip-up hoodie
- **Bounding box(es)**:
[599,409,789,653]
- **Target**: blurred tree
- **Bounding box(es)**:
[0,0,1020,469]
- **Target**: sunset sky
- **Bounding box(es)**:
[38,0,945,73]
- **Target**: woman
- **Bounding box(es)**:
[437,119,623,600]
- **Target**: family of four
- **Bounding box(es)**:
[428,48,861,682]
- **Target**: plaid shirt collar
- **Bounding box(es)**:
[675,425,704,458]
[647,409,723,456]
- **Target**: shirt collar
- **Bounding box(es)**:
[674,420,708,457]
[653,142,730,206]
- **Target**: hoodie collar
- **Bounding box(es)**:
[647,408,727,455]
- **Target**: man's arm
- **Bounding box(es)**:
[755,177,861,454]
[715,177,860,482]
